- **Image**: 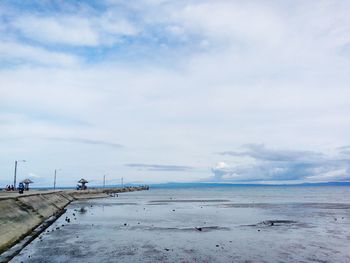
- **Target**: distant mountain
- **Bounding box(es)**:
[149,182,350,188]
[21,181,350,190]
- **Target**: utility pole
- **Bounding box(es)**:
[54,169,57,190]
[13,160,26,190]
[13,161,17,190]
[121,177,124,188]
[54,169,61,190]
[103,174,106,189]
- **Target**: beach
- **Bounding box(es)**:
[7,186,350,262]
[0,186,148,262]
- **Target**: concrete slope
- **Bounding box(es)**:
[0,193,71,253]
[0,187,148,255]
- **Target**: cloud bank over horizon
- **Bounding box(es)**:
[1,0,350,186]
[211,144,350,184]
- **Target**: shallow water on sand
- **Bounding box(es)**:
[10,187,350,262]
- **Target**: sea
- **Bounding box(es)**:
[10,186,350,263]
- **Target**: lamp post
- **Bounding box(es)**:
[14,160,26,190]
[54,169,61,190]
[103,174,106,189]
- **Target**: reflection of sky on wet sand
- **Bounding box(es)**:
[10,187,350,263]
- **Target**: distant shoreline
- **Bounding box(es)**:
[149,182,350,188]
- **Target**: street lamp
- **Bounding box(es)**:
[14,160,26,190]
[54,169,61,190]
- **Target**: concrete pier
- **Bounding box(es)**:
[0,186,149,255]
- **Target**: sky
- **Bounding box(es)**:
[1,0,350,187]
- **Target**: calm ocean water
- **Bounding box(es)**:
[10,186,350,262]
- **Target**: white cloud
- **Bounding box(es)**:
[13,16,99,46]
[306,168,349,182]
[174,1,285,47]
[0,41,79,66]
[212,145,350,183]
[99,14,139,36]
[211,162,232,180]
[11,14,138,47]
[28,172,41,179]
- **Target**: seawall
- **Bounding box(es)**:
[0,186,148,256]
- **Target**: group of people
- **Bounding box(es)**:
[76,184,87,190]
[4,183,25,194]
[5,185,15,191]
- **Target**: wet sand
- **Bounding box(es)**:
[9,187,350,263]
